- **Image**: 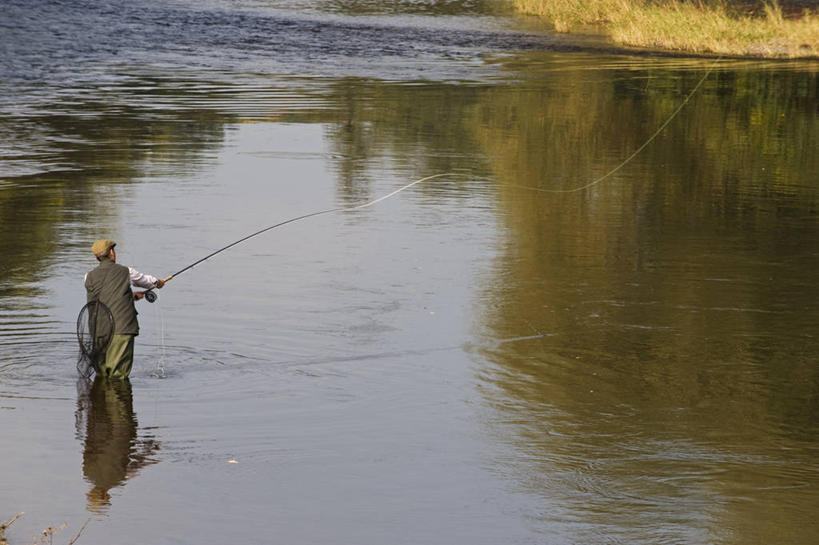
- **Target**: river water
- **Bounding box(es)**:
[1,1,818,544]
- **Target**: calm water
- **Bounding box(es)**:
[1,1,818,544]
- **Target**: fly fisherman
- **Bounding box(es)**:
[85,239,165,378]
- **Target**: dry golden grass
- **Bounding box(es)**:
[514,0,628,28]
[514,0,819,58]
[1,513,88,545]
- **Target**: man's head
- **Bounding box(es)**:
[91,239,116,261]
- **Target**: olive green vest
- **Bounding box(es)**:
[85,258,139,336]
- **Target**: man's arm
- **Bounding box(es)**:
[128,267,165,289]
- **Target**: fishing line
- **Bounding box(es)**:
[196,332,557,378]
[510,57,721,194]
[150,303,167,379]
[146,61,719,293]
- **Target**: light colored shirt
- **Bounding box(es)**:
[128,268,160,289]
[84,267,160,289]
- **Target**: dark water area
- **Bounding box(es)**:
[2,1,819,544]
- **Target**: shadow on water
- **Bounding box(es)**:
[75,377,159,515]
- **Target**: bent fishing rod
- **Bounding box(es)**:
[138,172,459,302]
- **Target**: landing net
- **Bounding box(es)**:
[76,301,114,378]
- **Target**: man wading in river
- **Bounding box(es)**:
[85,239,165,378]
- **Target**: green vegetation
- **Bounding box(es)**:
[513,0,819,58]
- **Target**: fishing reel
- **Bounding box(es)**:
[138,276,172,303]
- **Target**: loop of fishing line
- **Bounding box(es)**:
[146,59,719,292]
[511,57,721,194]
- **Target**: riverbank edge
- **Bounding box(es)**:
[512,0,819,60]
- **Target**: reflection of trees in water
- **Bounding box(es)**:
[320,78,493,205]
[308,63,818,544]
[467,67,819,543]
[473,64,819,421]
[75,377,159,514]
[0,84,229,304]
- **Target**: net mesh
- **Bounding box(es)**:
[76,301,114,377]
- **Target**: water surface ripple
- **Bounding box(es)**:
[1,1,818,544]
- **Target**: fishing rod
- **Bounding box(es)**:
[139,172,460,302]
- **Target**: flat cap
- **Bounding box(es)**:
[91,239,116,257]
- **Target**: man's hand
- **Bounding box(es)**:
[155,278,165,289]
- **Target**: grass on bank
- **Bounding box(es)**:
[1,513,88,545]
[513,0,819,58]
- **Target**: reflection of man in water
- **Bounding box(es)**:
[75,377,159,514]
